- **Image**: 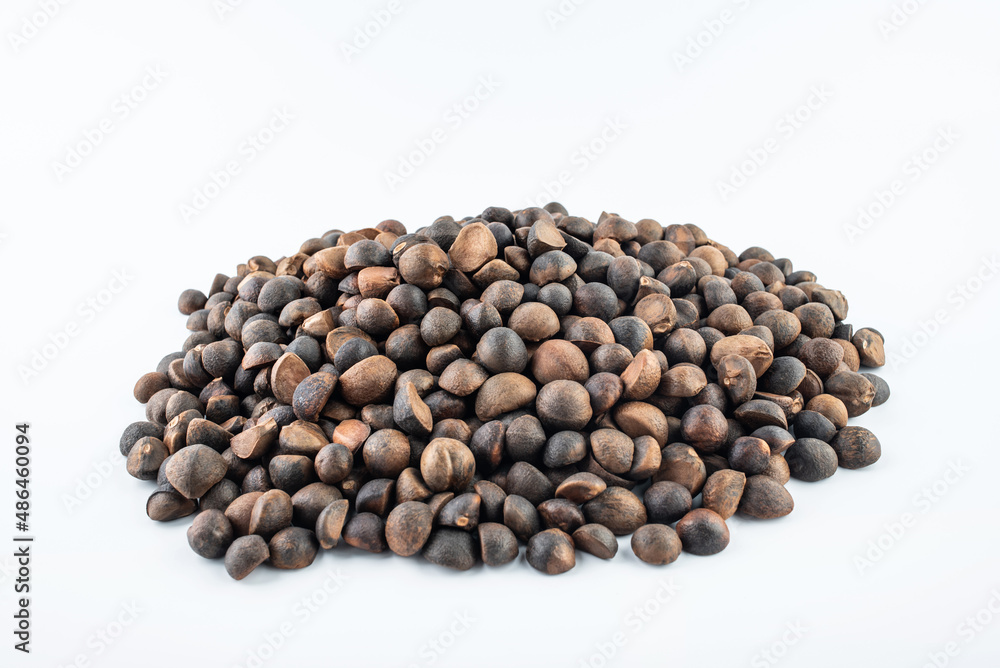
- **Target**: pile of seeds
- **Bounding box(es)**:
[121,204,889,578]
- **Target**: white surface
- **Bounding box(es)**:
[3,1,1000,667]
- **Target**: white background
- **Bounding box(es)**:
[3,1,1000,667]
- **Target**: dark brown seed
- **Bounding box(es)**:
[478,523,519,566]
[537,499,585,534]
[589,429,635,475]
[654,444,707,495]
[231,417,279,459]
[249,489,293,540]
[343,512,388,553]
[583,487,647,536]
[785,438,839,482]
[506,462,555,505]
[805,394,848,429]
[631,524,682,565]
[165,444,227,499]
[134,372,171,404]
[363,429,411,478]
[658,364,707,398]
[437,360,489,397]
[716,354,757,405]
[824,371,876,417]
[701,470,746,519]
[470,420,505,472]
[355,478,396,516]
[187,509,235,559]
[224,492,262,536]
[399,244,450,290]
[536,380,593,431]
[291,482,343,528]
[644,481,693,525]
[852,328,886,367]
[503,494,541,542]
[292,371,337,422]
[526,528,575,574]
[439,493,482,530]
[585,373,624,414]
[315,442,353,484]
[680,405,728,453]
[710,334,773,377]
[423,528,477,570]
[268,455,317,494]
[509,302,561,342]
[793,303,835,339]
[733,399,788,430]
[572,524,619,559]
[475,373,537,421]
[269,527,319,569]
[728,436,771,475]
[339,355,398,406]
[739,475,794,519]
[675,508,730,555]
[315,499,350,549]
[224,535,269,580]
[147,489,197,521]
[761,454,791,484]
[830,426,881,469]
[201,479,241,512]
[127,436,168,480]
[555,472,607,504]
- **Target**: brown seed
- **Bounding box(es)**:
[363,429,411,478]
[680,405,728,453]
[633,294,677,335]
[852,328,885,367]
[268,455,318,494]
[631,524,682,565]
[620,349,661,401]
[728,436,771,475]
[830,426,882,469]
[506,462,555,505]
[531,339,590,385]
[537,499,585,534]
[733,399,788,430]
[439,493,482,530]
[805,394,849,429]
[475,373,537,421]
[503,494,541,542]
[249,489,293,540]
[585,373,624,415]
[126,436,168,480]
[342,512,388,553]
[798,338,845,379]
[478,522,520,566]
[270,352,311,405]
[710,334,773,376]
[761,454,791,484]
[701,470,747,519]
[339,355,398,406]
[423,528,477,570]
[555,472,607,504]
[675,508,730,555]
[269,527,319,570]
[231,417,279,459]
[277,420,329,457]
[644,481,693,524]
[654,444,707,495]
[583,487,647,536]
[824,371,876,418]
[526,528,576,574]
[572,524,619,559]
[134,372,171,404]
[717,353,757,405]
[224,535,269,580]
[224,492,263,536]
[399,243,450,290]
[187,509,235,559]
[449,222,498,272]
[292,371,338,422]
[658,364,707,398]
[706,304,754,335]
[739,475,794,519]
[628,434,663,480]
[165,444,227,499]
[613,402,670,447]
[438,360,490,398]
[589,429,635,475]
[793,302,835,339]
[315,499,350,549]
[508,302,561,342]
[385,501,435,556]
[420,438,476,492]
[147,488,197,521]
[315,442,353,484]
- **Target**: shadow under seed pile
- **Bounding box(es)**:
[121,204,890,578]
